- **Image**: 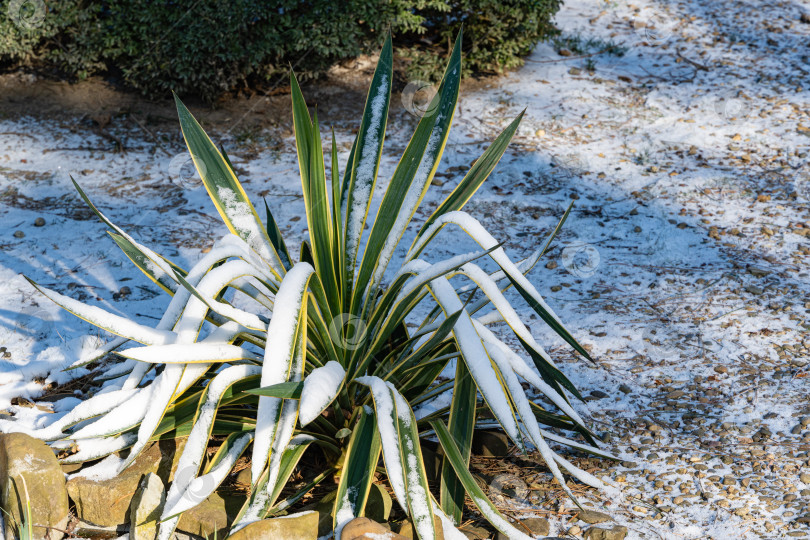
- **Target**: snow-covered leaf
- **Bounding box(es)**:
[26,278,175,345]
[333,406,381,537]
[174,95,285,277]
[251,263,314,485]
[342,34,393,290]
[298,361,345,426]
[118,343,261,364]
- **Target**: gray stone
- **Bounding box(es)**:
[60,462,82,475]
[576,508,611,524]
[72,522,123,539]
[0,432,69,540]
[129,472,165,540]
[733,507,750,517]
[584,525,628,540]
[459,523,491,539]
[227,511,319,540]
[234,466,251,488]
[472,431,510,457]
[342,517,406,540]
[67,437,186,526]
[176,491,244,539]
[495,517,551,539]
[518,517,550,536]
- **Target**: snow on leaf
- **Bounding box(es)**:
[334,487,356,540]
[473,321,586,428]
[409,211,565,327]
[69,385,154,440]
[5,387,138,441]
[298,361,345,427]
[162,432,253,518]
[161,364,261,537]
[355,376,408,512]
[251,262,314,485]
[28,281,176,345]
[391,250,491,303]
[117,365,184,472]
[373,111,446,286]
[426,274,522,446]
[345,74,389,270]
[58,433,137,464]
[119,342,261,364]
[459,262,560,369]
[389,384,434,539]
[216,185,276,268]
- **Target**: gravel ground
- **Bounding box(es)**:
[0,0,809,538]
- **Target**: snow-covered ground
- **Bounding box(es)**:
[1,0,809,538]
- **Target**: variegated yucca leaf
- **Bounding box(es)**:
[18,30,614,540]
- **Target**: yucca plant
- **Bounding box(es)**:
[20,32,613,539]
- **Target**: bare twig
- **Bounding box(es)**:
[675,49,711,72]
